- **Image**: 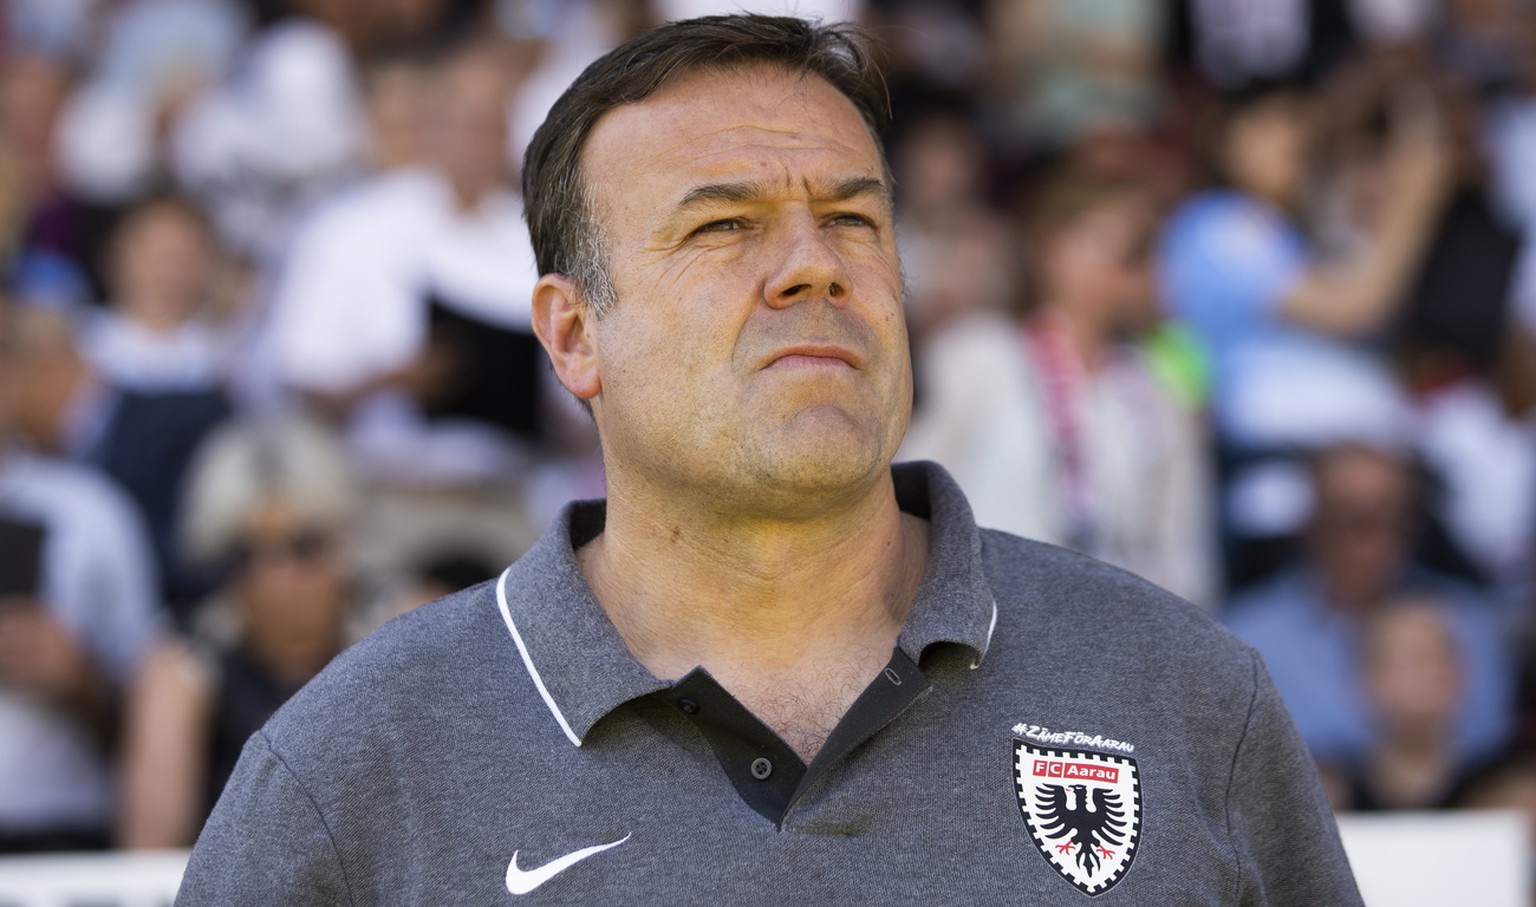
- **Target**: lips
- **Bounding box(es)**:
[760,344,862,370]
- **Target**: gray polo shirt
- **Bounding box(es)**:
[177,462,1361,905]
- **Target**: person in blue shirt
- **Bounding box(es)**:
[1159,81,1453,583]
[1225,442,1513,765]
[1161,82,1450,451]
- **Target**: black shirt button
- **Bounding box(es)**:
[750,757,773,780]
[677,698,699,715]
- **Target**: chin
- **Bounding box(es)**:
[741,425,895,504]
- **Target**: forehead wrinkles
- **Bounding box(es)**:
[593,112,876,195]
[581,68,879,191]
[653,121,863,173]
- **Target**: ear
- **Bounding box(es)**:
[531,273,601,402]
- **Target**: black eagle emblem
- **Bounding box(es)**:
[1033,783,1129,879]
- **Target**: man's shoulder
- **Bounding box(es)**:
[1223,571,1314,632]
[977,528,1252,674]
[260,579,519,753]
[978,527,1203,614]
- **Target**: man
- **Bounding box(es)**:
[1226,442,1512,765]
[0,298,165,851]
[178,15,1361,903]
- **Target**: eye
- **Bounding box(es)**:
[693,218,744,235]
[829,212,877,229]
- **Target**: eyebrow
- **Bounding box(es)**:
[674,175,891,213]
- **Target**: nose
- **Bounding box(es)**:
[764,214,850,308]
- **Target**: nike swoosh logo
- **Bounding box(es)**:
[505,833,631,895]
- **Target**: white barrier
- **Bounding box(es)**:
[1337,810,1530,907]
[0,814,1526,905]
[0,850,188,907]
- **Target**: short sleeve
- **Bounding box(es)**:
[1225,651,1363,906]
[176,731,353,906]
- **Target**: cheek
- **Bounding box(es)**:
[602,272,752,373]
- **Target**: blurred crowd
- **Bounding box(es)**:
[0,0,1534,870]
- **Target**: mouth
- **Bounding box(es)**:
[761,344,861,371]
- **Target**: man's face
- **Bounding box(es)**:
[573,65,910,513]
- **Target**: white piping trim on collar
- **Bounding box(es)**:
[495,566,582,747]
[971,599,998,670]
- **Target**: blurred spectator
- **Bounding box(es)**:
[0,147,92,316]
[904,172,1216,605]
[1486,31,1536,234]
[501,0,641,164]
[0,57,95,313]
[55,0,251,205]
[1225,443,1515,765]
[0,300,100,459]
[1348,0,1437,49]
[79,194,237,618]
[1432,0,1530,97]
[2,0,105,60]
[171,0,367,260]
[987,0,1166,157]
[118,414,356,849]
[1171,0,1359,89]
[1486,15,1536,437]
[80,194,231,392]
[0,281,231,621]
[262,37,562,576]
[1327,60,1536,603]
[1323,596,1472,811]
[1159,80,1451,585]
[889,103,1015,340]
[1410,372,1536,612]
[0,47,117,294]
[0,296,165,853]
[864,0,987,93]
[357,48,433,173]
[1338,70,1524,383]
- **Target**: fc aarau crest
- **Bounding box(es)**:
[1014,738,1141,896]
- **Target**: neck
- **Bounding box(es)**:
[582,469,929,685]
[581,468,929,761]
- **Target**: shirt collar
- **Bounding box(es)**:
[890,461,999,668]
[493,460,998,747]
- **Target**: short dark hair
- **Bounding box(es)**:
[521,14,889,316]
